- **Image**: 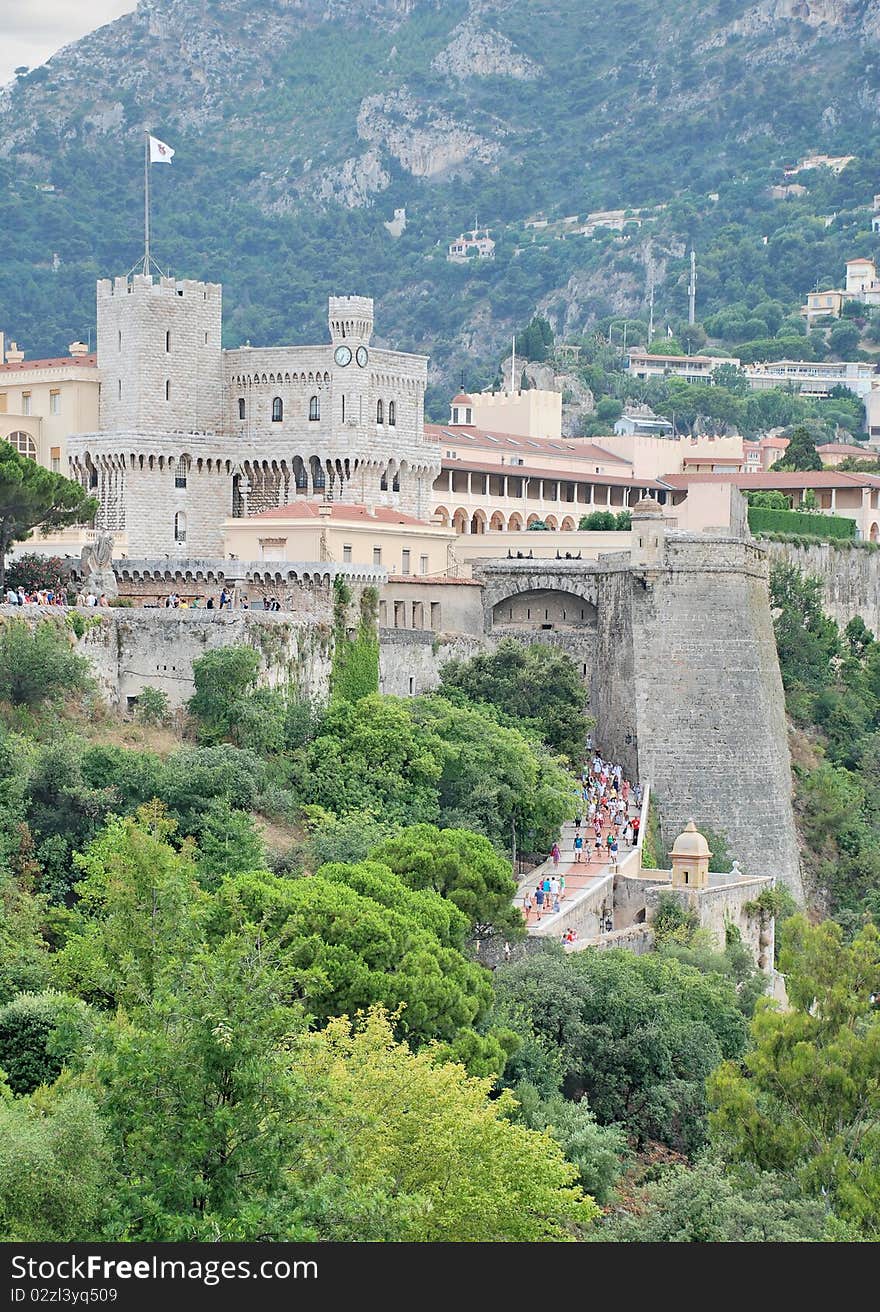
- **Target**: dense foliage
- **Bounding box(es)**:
[770,561,880,921]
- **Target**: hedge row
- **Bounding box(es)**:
[747,506,856,541]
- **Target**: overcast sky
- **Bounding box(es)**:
[0,1,136,87]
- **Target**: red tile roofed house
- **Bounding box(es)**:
[222,500,457,574]
[659,470,880,541]
[818,442,876,467]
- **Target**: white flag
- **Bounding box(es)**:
[149,135,175,164]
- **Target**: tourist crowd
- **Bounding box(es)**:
[521,746,641,933]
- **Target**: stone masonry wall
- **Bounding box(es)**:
[75,609,334,710]
[378,628,488,696]
[629,537,803,897]
[764,539,880,636]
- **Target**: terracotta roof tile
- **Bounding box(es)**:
[0,355,97,372]
[248,501,434,526]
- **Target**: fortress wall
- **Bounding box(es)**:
[378,629,488,696]
[590,570,638,780]
[629,538,803,897]
[78,609,334,710]
[764,540,880,636]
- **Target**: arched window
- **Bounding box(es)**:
[165,330,171,353]
[309,395,320,421]
[376,399,384,424]
[8,431,36,460]
[380,470,388,491]
[388,400,396,427]
[164,379,171,401]
[238,397,245,420]
[310,456,326,491]
[174,511,186,543]
[392,472,400,492]
[272,397,283,422]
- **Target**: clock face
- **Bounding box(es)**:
[334,345,352,367]
[356,345,369,367]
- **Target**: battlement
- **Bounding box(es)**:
[98,274,222,302]
[328,295,373,344]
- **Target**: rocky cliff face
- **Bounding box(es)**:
[431,16,540,81]
[357,88,502,179]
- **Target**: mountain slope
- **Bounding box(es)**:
[2,0,880,406]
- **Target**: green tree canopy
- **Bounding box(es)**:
[774,424,822,471]
[370,823,522,938]
[290,1009,597,1241]
[0,442,97,590]
[495,947,747,1154]
[438,638,588,762]
[709,917,880,1235]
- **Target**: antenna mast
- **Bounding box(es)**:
[688,249,696,326]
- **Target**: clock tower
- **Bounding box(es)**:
[328,295,374,436]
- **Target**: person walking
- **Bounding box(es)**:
[534,885,545,921]
[523,892,533,923]
[551,841,560,868]
[574,833,584,863]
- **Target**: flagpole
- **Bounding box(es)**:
[144,130,151,275]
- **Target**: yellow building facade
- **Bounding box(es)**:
[222,501,457,576]
[0,340,99,472]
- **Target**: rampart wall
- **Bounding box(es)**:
[764,539,880,636]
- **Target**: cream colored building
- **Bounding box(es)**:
[801,288,845,324]
[467,386,562,440]
[0,338,99,471]
[222,501,457,576]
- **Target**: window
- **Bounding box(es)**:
[49,390,60,415]
[309,395,319,421]
[118,330,122,351]
[9,431,36,460]
[164,379,171,401]
[388,400,396,426]
[420,555,428,575]
[341,395,345,422]
[51,447,60,472]
[465,407,472,423]
[165,330,171,352]
[376,399,384,424]
[452,407,459,424]
[118,379,122,400]
[343,544,352,563]
[392,473,400,492]
[175,471,187,489]
[238,397,245,419]
[272,397,283,422]
[401,549,411,575]
[174,511,186,543]
[21,393,31,416]
[372,547,382,566]
[380,472,388,491]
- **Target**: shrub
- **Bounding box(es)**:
[748,507,855,541]
[136,686,170,726]
[0,991,94,1095]
[188,646,261,741]
[0,619,92,707]
[4,554,66,593]
[579,511,617,531]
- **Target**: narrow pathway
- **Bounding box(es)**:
[514,795,638,941]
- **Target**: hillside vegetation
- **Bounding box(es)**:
[3,0,880,402]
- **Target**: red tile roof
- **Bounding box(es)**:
[660,470,880,490]
[248,501,434,526]
[439,457,661,488]
[819,443,874,455]
[0,355,97,372]
[426,422,630,465]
